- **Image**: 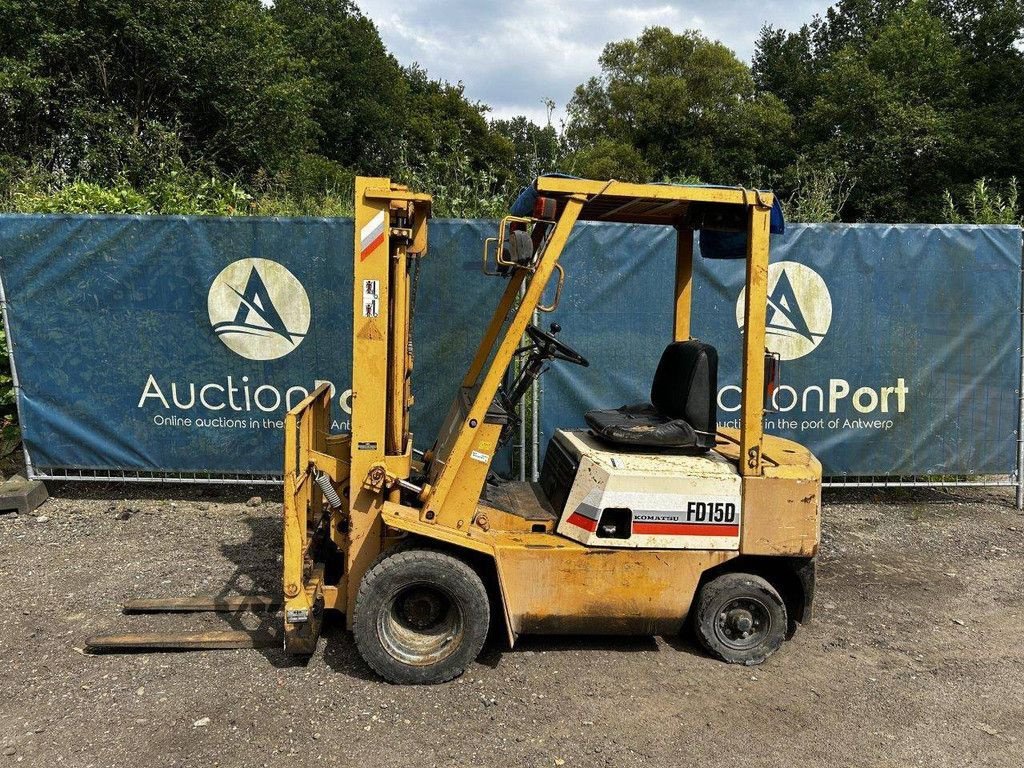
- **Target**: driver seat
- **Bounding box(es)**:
[584,340,718,452]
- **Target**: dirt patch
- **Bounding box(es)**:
[0,483,1021,767]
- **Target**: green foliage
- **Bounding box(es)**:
[0,325,17,457]
[3,166,356,217]
[272,0,408,175]
[11,179,154,214]
[563,139,652,183]
[0,0,537,219]
[565,27,795,185]
[943,177,1022,225]
[0,0,317,181]
[402,65,513,184]
[490,116,562,187]
[753,0,1024,222]
[403,134,513,219]
[807,3,964,221]
[3,0,1024,225]
[784,160,856,223]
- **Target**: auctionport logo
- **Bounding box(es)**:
[736,261,832,361]
[207,258,311,361]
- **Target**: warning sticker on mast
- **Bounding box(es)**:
[360,211,386,261]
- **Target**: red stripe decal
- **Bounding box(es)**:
[566,512,598,532]
[632,522,739,537]
[360,231,385,261]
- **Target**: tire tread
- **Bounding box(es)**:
[353,546,489,684]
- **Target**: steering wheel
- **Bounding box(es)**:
[525,323,589,367]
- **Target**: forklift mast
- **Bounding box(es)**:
[280,178,431,650]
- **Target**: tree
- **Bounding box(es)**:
[402,65,510,177]
[805,2,966,220]
[564,27,794,184]
[752,25,821,118]
[754,0,1024,221]
[0,0,315,182]
[272,0,407,175]
[490,115,561,185]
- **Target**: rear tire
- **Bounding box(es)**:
[353,548,490,684]
[694,572,787,665]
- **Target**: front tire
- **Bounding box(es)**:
[694,572,787,665]
[353,548,490,684]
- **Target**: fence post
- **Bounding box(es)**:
[1017,232,1024,510]
[517,283,527,482]
[531,307,541,482]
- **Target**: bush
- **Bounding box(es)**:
[0,325,17,459]
[401,133,514,219]
[1,165,358,218]
[942,178,1022,225]
[562,139,652,184]
[784,160,856,223]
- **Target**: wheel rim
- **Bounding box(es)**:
[377,582,465,666]
[713,596,772,651]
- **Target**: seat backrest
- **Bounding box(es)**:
[650,341,718,436]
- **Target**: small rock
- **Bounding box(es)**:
[952,618,966,626]
[35,515,49,523]
[554,759,565,766]
[581,720,594,726]
[136,687,145,696]
[193,717,211,728]
[312,733,321,741]
[246,496,262,507]
[3,746,15,757]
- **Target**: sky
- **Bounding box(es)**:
[354,0,834,125]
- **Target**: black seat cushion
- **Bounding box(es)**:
[585,341,718,451]
[584,403,704,449]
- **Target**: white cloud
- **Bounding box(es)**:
[355,0,832,125]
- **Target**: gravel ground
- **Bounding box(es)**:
[0,482,1022,768]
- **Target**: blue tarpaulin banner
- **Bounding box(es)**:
[0,215,1020,478]
[542,223,1023,476]
[0,216,504,477]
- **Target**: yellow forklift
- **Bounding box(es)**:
[88,176,821,684]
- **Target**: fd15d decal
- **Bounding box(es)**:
[631,501,739,537]
[567,497,741,538]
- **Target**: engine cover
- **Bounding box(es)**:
[553,430,741,550]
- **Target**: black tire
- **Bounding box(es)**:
[353,548,490,684]
[694,572,787,666]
